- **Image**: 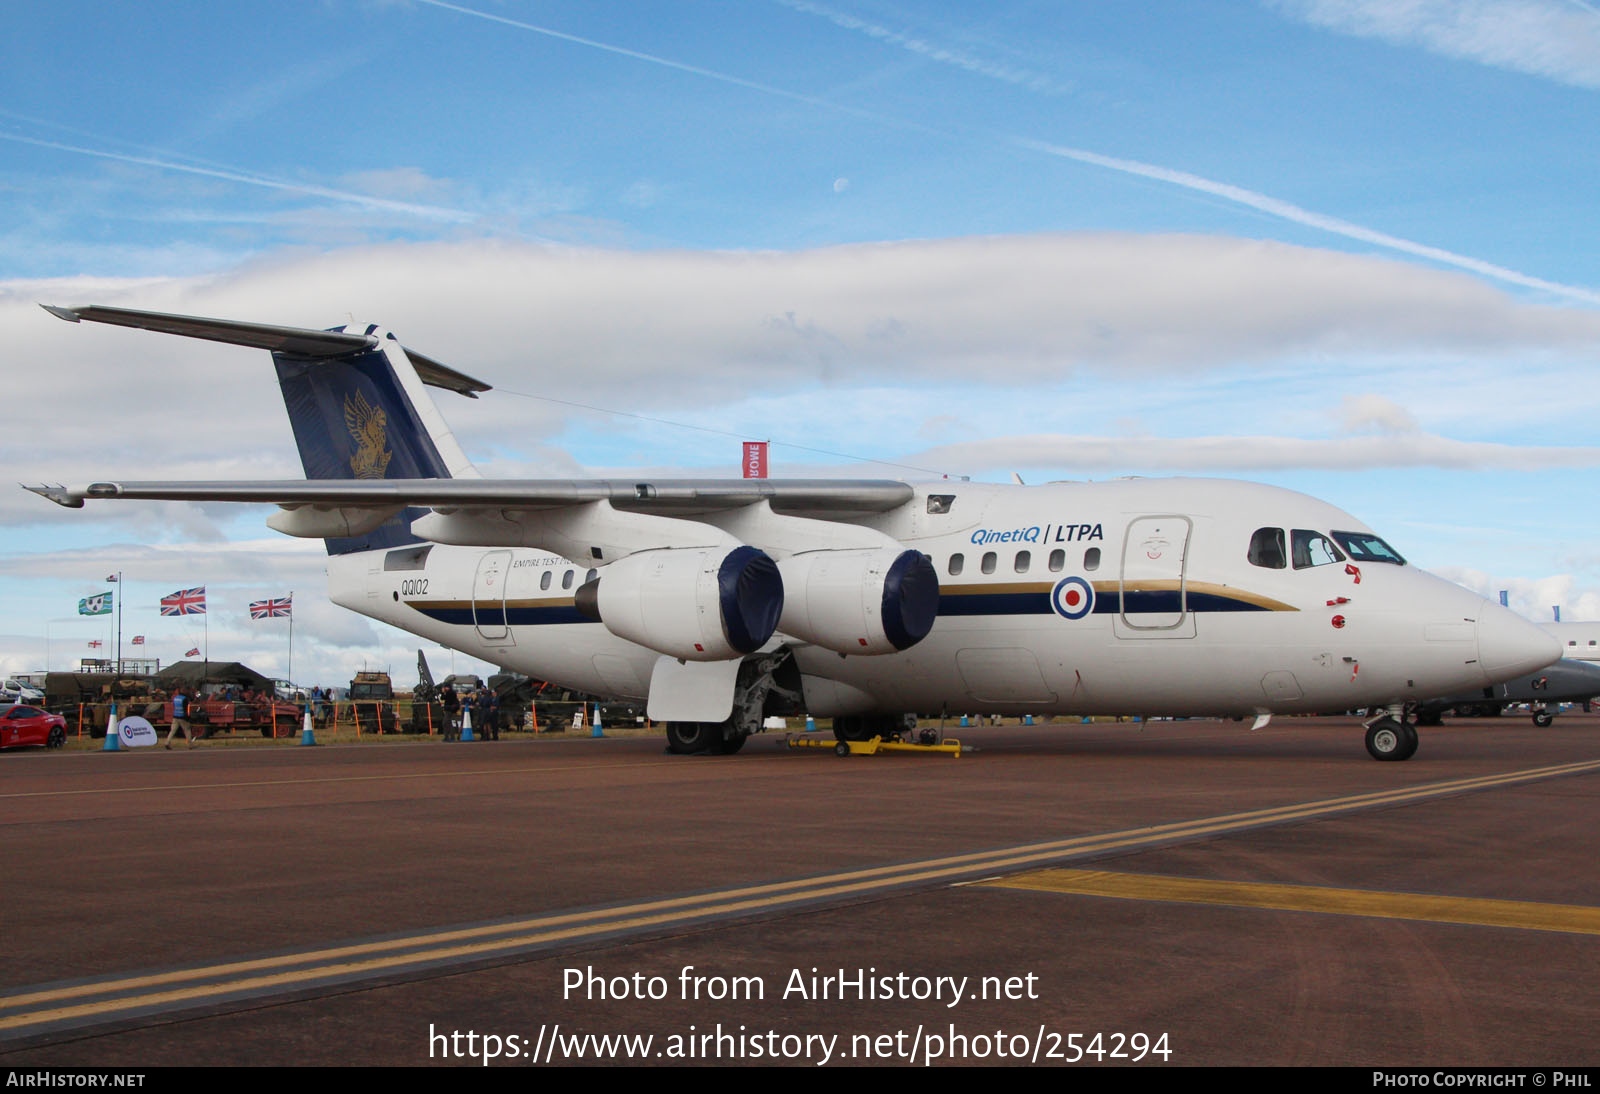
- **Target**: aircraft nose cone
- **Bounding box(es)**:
[1477,605,1561,681]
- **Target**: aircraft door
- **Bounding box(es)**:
[1115,515,1196,638]
[472,550,514,645]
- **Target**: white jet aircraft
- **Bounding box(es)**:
[28,305,1559,761]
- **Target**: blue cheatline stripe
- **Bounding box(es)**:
[412,585,1286,629]
[939,588,1279,618]
[410,603,591,626]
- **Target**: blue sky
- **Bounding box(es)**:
[2,0,1597,684]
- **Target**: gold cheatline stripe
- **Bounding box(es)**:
[5,757,1598,1031]
[984,869,1600,936]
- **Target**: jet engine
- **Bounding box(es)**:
[777,548,939,655]
[575,545,784,662]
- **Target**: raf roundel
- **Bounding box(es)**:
[1051,576,1095,620]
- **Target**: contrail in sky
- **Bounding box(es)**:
[0,132,477,224]
[1018,139,1600,307]
[421,0,1600,307]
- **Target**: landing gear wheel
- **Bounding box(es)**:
[718,732,747,755]
[665,721,722,755]
[1365,717,1418,762]
[832,716,872,743]
[47,726,64,749]
[1532,710,1554,728]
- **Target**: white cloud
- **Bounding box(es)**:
[904,432,1600,474]
[1270,0,1600,90]
[1437,567,1600,623]
[6,233,1599,519]
[1340,394,1421,435]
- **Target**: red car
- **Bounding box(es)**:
[1,704,67,750]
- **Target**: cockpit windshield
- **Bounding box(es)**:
[1291,529,1345,569]
[1331,530,1406,565]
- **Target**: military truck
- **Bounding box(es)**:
[348,670,398,734]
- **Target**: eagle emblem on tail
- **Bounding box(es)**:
[344,390,392,479]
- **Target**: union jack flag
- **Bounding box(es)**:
[249,596,292,619]
[160,587,206,616]
[186,647,200,657]
[131,635,145,645]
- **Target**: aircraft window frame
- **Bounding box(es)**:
[1014,550,1030,574]
[1083,547,1101,572]
[948,553,964,576]
[981,552,997,575]
[926,494,955,515]
[1331,530,1407,565]
[561,569,575,590]
[1291,529,1346,570]
[1048,549,1065,573]
[585,568,597,584]
[539,572,552,592]
[1248,527,1287,570]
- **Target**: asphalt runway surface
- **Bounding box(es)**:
[3,714,1597,1067]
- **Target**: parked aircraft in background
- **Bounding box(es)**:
[1413,658,1600,727]
[1545,623,1600,664]
[28,305,1559,761]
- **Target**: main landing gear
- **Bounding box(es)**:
[663,650,802,756]
[1363,708,1419,762]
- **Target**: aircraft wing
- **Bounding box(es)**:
[24,477,921,563]
[25,478,913,514]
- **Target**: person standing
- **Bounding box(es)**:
[440,683,460,741]
[476,687,500,741]
[164,687,196,749]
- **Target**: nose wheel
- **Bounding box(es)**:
[1364,716,1419,762]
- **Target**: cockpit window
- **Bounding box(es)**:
[1331,530,1406,565]
[1291,530,1346,569]
[1248,527,1286,569]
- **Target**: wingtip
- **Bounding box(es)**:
[22,483,83,508]
[40,304,82,323]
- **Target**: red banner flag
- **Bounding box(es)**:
[742,441,768,479]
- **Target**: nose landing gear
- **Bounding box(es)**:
[1363,711,1419,762]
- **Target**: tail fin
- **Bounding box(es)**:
[41,304,490,554]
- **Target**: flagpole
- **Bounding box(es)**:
[288,591,294,686]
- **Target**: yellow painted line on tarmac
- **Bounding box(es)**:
[984,869,1600,936]
[5,756,1599,1036]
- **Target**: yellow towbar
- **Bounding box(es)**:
[782,733,963,758]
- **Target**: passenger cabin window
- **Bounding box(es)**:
[1015,551,1030,574]
[1049,549,1065,572]
[1331,530,1406,565]
[562,569,574,590]
[948,553,964,576]
[585,569,597,584]
[1248,527,1286,569]
[1291,530,1345,569]
[539,571,552,591]
[1084,547,1101,572]
[981,552,997,575]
